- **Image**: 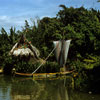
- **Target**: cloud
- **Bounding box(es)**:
[0,0,99,32]
[0,15,28,32]
[0,5,59,32]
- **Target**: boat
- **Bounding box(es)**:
[10,36,72,78]
[14,70,74,78]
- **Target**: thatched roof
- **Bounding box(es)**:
[9,34,40,58]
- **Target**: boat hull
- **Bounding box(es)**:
[14,71,73,78]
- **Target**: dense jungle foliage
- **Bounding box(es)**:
[0,5,100,92]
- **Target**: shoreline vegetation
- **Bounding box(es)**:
[0,5,100,93]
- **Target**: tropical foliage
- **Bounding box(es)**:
[0,5,100,92]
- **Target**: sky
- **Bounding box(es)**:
[0,0,100,32]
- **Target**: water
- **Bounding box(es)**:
[0,75,100,100]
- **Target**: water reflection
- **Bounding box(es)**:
[11,78,69,100]
[0,75,100,100]
[0,75,11,100]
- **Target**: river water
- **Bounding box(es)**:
[0,75,100,100]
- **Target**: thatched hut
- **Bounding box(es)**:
[9,34,40,60]
[8,34,41,73]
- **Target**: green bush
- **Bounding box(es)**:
[3,56,60,74]
[38,61,60,73]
